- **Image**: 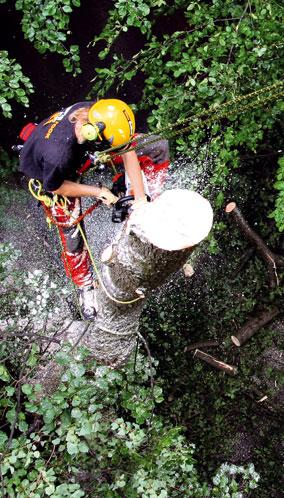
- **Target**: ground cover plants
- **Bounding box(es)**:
[0,0,284,496]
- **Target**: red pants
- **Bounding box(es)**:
[50,198,93,288]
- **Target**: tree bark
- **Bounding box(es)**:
[83,222,193,366]
[193,349,238,376]
[184,340,219,352]
[35,190,211,394]
[231,307,281,347]
[225,202,284,287]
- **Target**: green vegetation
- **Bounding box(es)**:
[0,50,34,118]
[0,244,261,497]
[15,0,81,75]
[270,156,284,231]
[0,1,284,496]
[90,0,284,214]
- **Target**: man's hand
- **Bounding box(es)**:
[97,186,118,206]
[130,195,148,210]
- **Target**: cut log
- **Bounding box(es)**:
[231,307,281,347]
[225,202,284,288]
[193,349,238,375]
[184,340,219,352]
[35,189,213,394]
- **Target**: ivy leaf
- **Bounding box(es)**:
[0,364,10,382]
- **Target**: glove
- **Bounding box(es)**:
[97,186,118,206]
[130,195,148,210]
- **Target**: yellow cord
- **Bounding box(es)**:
[28,179,54,207]
[76,222,144,305]
[28,179,69,209]
[29,179,141,305]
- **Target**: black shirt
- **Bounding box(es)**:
[19,102,95,191]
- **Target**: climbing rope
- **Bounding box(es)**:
[93,79,284,162]
[76,222,144,305]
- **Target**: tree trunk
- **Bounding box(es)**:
[35,189,212,394]
[84,220,193,366]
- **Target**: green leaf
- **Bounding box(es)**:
[63,5,72,13]
[0,431,8,449]
[0,364,10,381]
[22,383,33,395]
[67,441,79,455]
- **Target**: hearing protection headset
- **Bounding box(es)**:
[81,121,105,141]
[83,99,136,147]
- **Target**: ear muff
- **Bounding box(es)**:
[81,121,106,141]
[81,123,99,141]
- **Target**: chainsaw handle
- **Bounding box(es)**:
[114,195,135,208]
[112,195,134,223]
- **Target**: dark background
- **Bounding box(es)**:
[0,0,148,150]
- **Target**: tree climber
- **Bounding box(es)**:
[19,99,170,320]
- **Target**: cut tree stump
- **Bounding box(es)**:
[35,189,213,395]
[225,202,284,288]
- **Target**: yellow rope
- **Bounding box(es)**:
[28,179,54,207]
[28,179,142,306]
[94,79,284,162]
[28,179,69,210]
[76,222,144,306]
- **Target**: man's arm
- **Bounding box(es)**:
[52,180,117,205]
[122,150,146,200]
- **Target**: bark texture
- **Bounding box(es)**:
[231,307,281,347]
[35,189,208,394]
[84,224,192,366]
[225,202,284,287]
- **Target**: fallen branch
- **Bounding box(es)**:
[225,202,284,287]
[193,349,238,376]
[231,307,281,347]
[184,340,219,352]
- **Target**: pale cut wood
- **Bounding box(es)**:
[193,349,238,376]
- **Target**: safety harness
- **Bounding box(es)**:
[27,177,143,306]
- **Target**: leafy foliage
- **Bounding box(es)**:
[90,0,284,193]
[0,50,34,118]
[0,244,260,497]
[15,0,81,75]
[91,0,165,60]
[270,156,284,231]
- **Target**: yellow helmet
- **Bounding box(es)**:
[88,99,135,147]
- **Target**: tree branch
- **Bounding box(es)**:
[185,340,219,352]
[231,307,281,346]
[193,349,238,375]
[225,202,284,287]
